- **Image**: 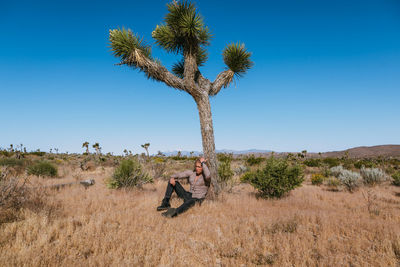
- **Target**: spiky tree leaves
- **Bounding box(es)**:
[109,1,253,196]
[223,42,253,77]
[109,28,152,62]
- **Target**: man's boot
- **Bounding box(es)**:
[156,198,170,211]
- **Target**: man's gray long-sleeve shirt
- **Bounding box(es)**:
[171,163,211,199]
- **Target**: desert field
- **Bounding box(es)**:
[1,154,400,267]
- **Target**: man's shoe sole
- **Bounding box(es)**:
[157,206,170,211]
[161,208,177,218]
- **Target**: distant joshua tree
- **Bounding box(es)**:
[9,144,14,152]
[123,149,129,156]
[82,141,90,154]
[109,1,253,195]
[92,143,101,155]
[141,143,150,159]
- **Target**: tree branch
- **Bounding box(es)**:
[209,70,234,96]
[121,49,186,92]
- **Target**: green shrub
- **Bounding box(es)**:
[27,161,58,177]
[0,150,13,157]
[241,157,303,198]
[0,158,25,167]
[323,158,340,168]
[392,172,400,186]
[311,173,325,185]
[304,159,321,167]
[107,159,152,189]
[354,159,376,169]
[245,155,265,166]
[360,167,388,185]
[28,151,46,156]
[218,154,234,187]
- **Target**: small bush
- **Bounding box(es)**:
[329,165,345,178]
[241,157,304,198]
[391,172,400,186]
[28,151,46,156]
[107,159,152,189]
[360,167,389,185]
[354,159,376,169]
[245,155,265,166]
[218,154,234,187]
[234,165,249,176]
[311,173,325,185]
[323,157,341,168]
[0,158,24,167]
[27,161,58,177]
[338,170,361,192]
[1,167,55,224]
[0,150,13,157]
[304,159,321,167]
[325,177,341,191]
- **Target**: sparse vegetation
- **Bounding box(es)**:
[0,150,399,265]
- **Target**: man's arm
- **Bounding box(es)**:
[171,170,192,180]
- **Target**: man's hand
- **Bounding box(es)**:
[199,157,207,164]
[169,177,176,186]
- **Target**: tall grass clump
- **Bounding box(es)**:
[107,159,152,189]
[241,157,303,198]
[27,161,58,178]
[360,167,389,185]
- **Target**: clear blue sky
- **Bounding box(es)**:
[1,0,399,155]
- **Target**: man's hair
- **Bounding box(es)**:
[193,158,202,172]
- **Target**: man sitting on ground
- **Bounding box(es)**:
[157,157,210,217]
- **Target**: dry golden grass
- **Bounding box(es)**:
[1,166,400,266]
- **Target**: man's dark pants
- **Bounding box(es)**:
[162,181,204,215]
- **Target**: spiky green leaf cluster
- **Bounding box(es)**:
[152,1,211,68]
[109,28,152,63]
[223,42,253,77]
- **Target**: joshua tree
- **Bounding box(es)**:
[92,143,101,155]
[82,141,90,154]
[109,1,253,195]
[141,143,150,159]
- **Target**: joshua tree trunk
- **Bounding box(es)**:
[195,93,221,197]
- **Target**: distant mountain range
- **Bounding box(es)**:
[158,149,272,156]
[157,145,400,158]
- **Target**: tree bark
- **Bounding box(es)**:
[195,92,221,198]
